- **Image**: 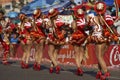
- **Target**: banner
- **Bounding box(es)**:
[12,44,120,67]
[105,45,120,66]
[58,44,120,66]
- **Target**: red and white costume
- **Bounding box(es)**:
[47,17,65,44]
[0,22,10,64]
[34,18,46,43]
[19,21,32,44]
[72,18,87,45]
[55,18,65,31]
[86,2,109,43]
[1,39,10,64]
[35,18,45,36]
[71,6,87,45]
[104,14,114,26]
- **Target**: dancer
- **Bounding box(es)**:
[87,2,116,80]
[19,14,33,69]
[0,11,10,65]
[32,8,46,71]
[47,8,66,74]
[5,17,19,59]
[71,6,88,75]
[1,33,10,65]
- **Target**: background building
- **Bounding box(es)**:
[0,0,33,14]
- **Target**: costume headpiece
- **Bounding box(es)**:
[94,2,106,14]
[73,5,84,18]
[33,8,42,18]
[48,8,59,18]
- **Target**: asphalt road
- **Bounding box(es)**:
[0,60,120,80]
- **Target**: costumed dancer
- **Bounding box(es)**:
[0,11,10,65]
[71,6,87,75]
[18,13,33,69]
[87,2,116,80]
[5,17,19,58]
[32,8,46,71]
[1,33,10,65]
[47,8,66,74]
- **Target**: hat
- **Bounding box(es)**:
[18,13,26,21]
[48,8,59,18]
[94,2,106,14]
[73,5,84,18]
[33,8,42,18]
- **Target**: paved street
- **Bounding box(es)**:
[0,60,120,80]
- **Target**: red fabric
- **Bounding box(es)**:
[0,25,2,33]
[71,30,87,45]
[23,38,27,44]
[36,22,42,27]
[106,20,114,26]
[72,30,84,40]
[56,21,64,30]
[73,5,85,18]
[13,44,120,66]
[10,23,16,29]
[117,0,120,7]
[104,15,114,26]
[57,31,65,41]
[48,33,54,41]
[1,41,9,61]
[37,29,45,36]
[104,29,111,37]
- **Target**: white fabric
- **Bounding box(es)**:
[117,27,120,34]
[77,18,85,26]
[24,22,31,26]
[35,18,43,24]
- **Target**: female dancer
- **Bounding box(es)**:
[19,14,33,69]
[32,8,46,71]
[1,33,10,65]
[7,18,20,59]
[47,8,66,74]
[87,2,116,80]
[71,6,87,75]
[0,11,10,65]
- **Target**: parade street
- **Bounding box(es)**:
[0,60,120,80]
